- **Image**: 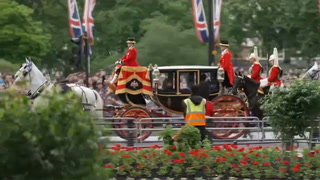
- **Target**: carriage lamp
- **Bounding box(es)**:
[217,67,225,82]
[148,63,153,71]
[152,64,160,83]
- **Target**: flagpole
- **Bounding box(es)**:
[208,0,215,66]
[85,36,90,87]
[266,53,269,75]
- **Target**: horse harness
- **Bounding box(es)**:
[68,84,97,110]
[29,80,51,100]
[237,76,260,99]
[310,70,320,80]
[21,61,99,112]
[29,82,97,110]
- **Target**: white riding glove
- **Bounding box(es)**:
[259,78,269,88]
[115,60,123,65]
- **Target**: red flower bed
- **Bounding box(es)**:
[104,144,320,179]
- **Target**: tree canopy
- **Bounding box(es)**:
[0,0,51,63]
[1,0,320,73]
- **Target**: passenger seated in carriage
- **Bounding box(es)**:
[180,72,197,94]
[180,78,190,93]
[200,73,216,94]
[161,78,175,91]
[105,37,139,93]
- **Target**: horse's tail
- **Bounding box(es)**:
[93,90,104,119]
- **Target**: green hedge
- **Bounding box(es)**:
[0,88,109,180]
[262,79,320,149]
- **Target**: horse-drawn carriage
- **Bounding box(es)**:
[105,64,250,141]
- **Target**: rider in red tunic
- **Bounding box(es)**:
[248,46,263,82]
[105,37,140,93]
[260,47,283,89]
[219,40,235,87]
[120,38,139,66]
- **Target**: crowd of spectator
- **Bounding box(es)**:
[0,72,14,92]
[55,70,122,106]
[0,67,308,104]
[0,69,123,106]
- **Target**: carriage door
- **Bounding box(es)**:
[178,70,199,94]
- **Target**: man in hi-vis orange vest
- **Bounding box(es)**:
[182,85,207,141]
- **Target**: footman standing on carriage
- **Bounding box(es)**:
[248,46,263,82]
[105,37,140,93]
[259,47,283,91]
[218,40,235,91]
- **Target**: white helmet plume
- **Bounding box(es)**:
[249,46,259,62]
[254,46,259,61]
[269,47,279,66]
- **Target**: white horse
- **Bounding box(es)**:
[301,61,320,80]
[14,58,104,118]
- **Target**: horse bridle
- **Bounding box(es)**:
[236,75,257,99]
[308,70,320,80]
[19,64,50,100]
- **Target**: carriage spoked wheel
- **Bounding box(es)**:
[111,108,126,138]
[210,95,250,139]
[113,107,153,141]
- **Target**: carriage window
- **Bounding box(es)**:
[200,72,212,82]
[159,72,176,92]
[179,72,197,94]
[200,71,219,94]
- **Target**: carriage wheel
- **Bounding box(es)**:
[113,107,153,141]
[111,108,127,138]
[210,95,249,139]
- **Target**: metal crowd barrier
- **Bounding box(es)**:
[95,116,320,148]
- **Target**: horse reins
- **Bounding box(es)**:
[309,71,320,80]
[29,80,51,100]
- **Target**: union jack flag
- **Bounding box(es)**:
[192,0,209,43]
[213,0,222,48]
[82,0,96,46]
[67,0,83,41]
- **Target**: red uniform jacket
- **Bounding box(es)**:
[205,101,214,116]
[267,66,282,86]
[219,49,234,85]
[249,63,263,82]
[121,47,139,66]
